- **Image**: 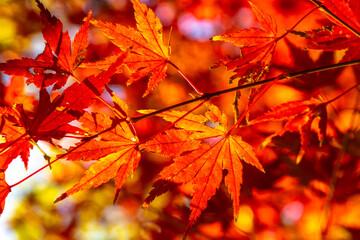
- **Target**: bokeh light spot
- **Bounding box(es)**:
[233,7,256,29]
[280,201,304,226]
[235,205,254,233]
[155,2,175,27]
[178,13,221,41]
[0,18,16,47]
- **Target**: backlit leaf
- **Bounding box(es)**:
[143,104,264,228]
[83,0,170,96]
[0,171,11,215]
[55,94,140,202]
[0,1,92,90]
[250,99,328,163]
[211,1,277,82]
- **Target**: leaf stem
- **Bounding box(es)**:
[8,123,117,189]
[138,100,207,144]
[168,61,204,95]
[309,0,360,38]
[325,84,359,105]
[29,139,52,169]
[9,156,59,188]
[277,6,319,40]
[71,74,125,119]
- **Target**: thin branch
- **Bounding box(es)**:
[325,84,359,105]
[9,123,117,189]
[71,74,124,118]
[309,0,360,38]
[277,6,319,40]
[133,59,360,123]
[168,61,204,95]
[138,100,207,144]
[227,77,280,135]
[29,139,52,169]
[7,58,360,191]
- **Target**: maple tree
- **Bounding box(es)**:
[0,0,360,239]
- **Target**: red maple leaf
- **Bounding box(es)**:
[0,106,33,170]
[276,39,342,93]
[82,0,171,96]
[250,98,328,163]
[303,25,358,51]
[211,1,277,83]
[141,104,264,230]
[0,171,11,215]
[317,0,360,34]
[0,54,126,171]
[302,0,360,61]
[55,90,140,203]
[0,0,92,90]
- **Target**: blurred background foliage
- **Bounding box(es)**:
[1,0,360,239]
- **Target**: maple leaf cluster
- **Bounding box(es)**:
[0,0,360,239]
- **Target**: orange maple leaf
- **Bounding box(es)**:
[55,93,140,203]
[82,0,170,96]
[211,1,277,82]
[142,105,264,229]
[140,128,202,157]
